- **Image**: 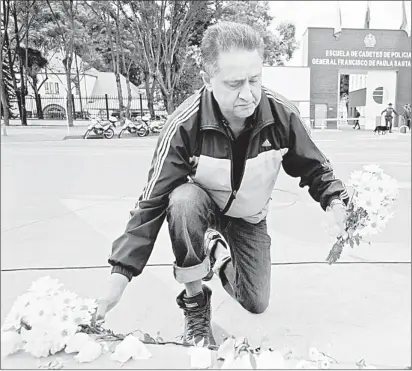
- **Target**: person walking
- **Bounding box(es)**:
[353,108,361,130]
[381,103,399,133]
[401,104,411,130]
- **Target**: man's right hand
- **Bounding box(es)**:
[94,273,129,324]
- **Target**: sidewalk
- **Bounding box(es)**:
[1,262,410,369]
[1,125,410,369]
[1,123,88,142]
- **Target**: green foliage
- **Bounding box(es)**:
[340,74,349,97]
[17,47,48,77]
[215,1,299,66]
[7,0,298,115]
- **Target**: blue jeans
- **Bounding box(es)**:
[166,183,272,314]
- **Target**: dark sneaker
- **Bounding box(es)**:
[176,285,215,346]
[203,229,229,281]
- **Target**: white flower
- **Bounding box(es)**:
[379,174,399,201]
[47,320,76,354]
[23,300,54,327]
[1,331,24,358]
[23,328,52,358]
[358,223,381,237]
[256,350,285,369]
[59,307,92,327]
[111,335,151,363]
[363,164,383,174]
[2,293,35,331]
[28,277,63,297]
[65,333,91,354]
[55,290,79,309]
[218,337,236,360]
[221,350,254,369]
[354,193,383,214]
[77,298,98,313]
[74,340,102,363]
[188,345,212,369]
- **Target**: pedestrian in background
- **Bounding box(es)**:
[353,108,361,130]
[401,104,411,130]
[381,103,399,133]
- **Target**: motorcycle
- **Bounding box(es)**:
[118,118,148,138]
[137,114,167,136]
[83,116,118,139]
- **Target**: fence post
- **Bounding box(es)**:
[105,94,109,120]
[139,93,143,117]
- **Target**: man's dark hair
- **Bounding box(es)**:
[200,21,264,76]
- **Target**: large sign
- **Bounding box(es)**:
[312,49,411,68]
[309,31,411,69]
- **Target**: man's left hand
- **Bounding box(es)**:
[326,200,349,239]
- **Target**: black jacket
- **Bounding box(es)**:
[109,86,349,280]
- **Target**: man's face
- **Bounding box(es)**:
[202,49,263,120]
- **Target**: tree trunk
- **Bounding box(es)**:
[106,4,123,120]
[120,43,132,118]
[5,31,19,123]
[12,3,27,125]
[31,74,43,119]
[125,63,132,119]
[65,0,74,127]
[165,91,175,114]
[0,63,9,133]
[149,78,156,118]
[65,54,74,127]
[74,54,83,118]
[144,71,154,118]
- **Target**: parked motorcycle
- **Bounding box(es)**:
[137,114,167,136]
[83,116,118,139]
[118,118,148,138]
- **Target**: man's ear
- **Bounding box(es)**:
[200,70,212,92]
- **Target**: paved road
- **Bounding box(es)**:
[1,127,411,368]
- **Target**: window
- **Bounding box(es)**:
[44,82,60,95]
[372,87,384,104]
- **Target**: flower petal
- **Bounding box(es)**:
[74,340,102,363]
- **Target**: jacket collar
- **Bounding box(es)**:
[199,86,274,131]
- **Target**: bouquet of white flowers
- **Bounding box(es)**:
[1,276,98,358]
[326,164,399,264]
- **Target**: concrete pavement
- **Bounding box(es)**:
[1,127,411,369]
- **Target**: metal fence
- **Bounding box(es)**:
[9,94,166,120]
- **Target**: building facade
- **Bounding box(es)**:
[301,27,411,129]
[262,66,311,120]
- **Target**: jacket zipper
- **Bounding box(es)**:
[202,120,275,215]
[220,121,237,214]
[221,120,276,214]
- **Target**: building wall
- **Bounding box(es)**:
[262,66,311,118]
[348,88,366,116]
[305,27,411,127]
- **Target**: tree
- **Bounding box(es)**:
[86,0,126,121]
[215,1,299,66]
[1,0,11,130]
[45,0,89,126]
[123,0,213,113]
[18,47,48,119]
[4,0,37,126]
